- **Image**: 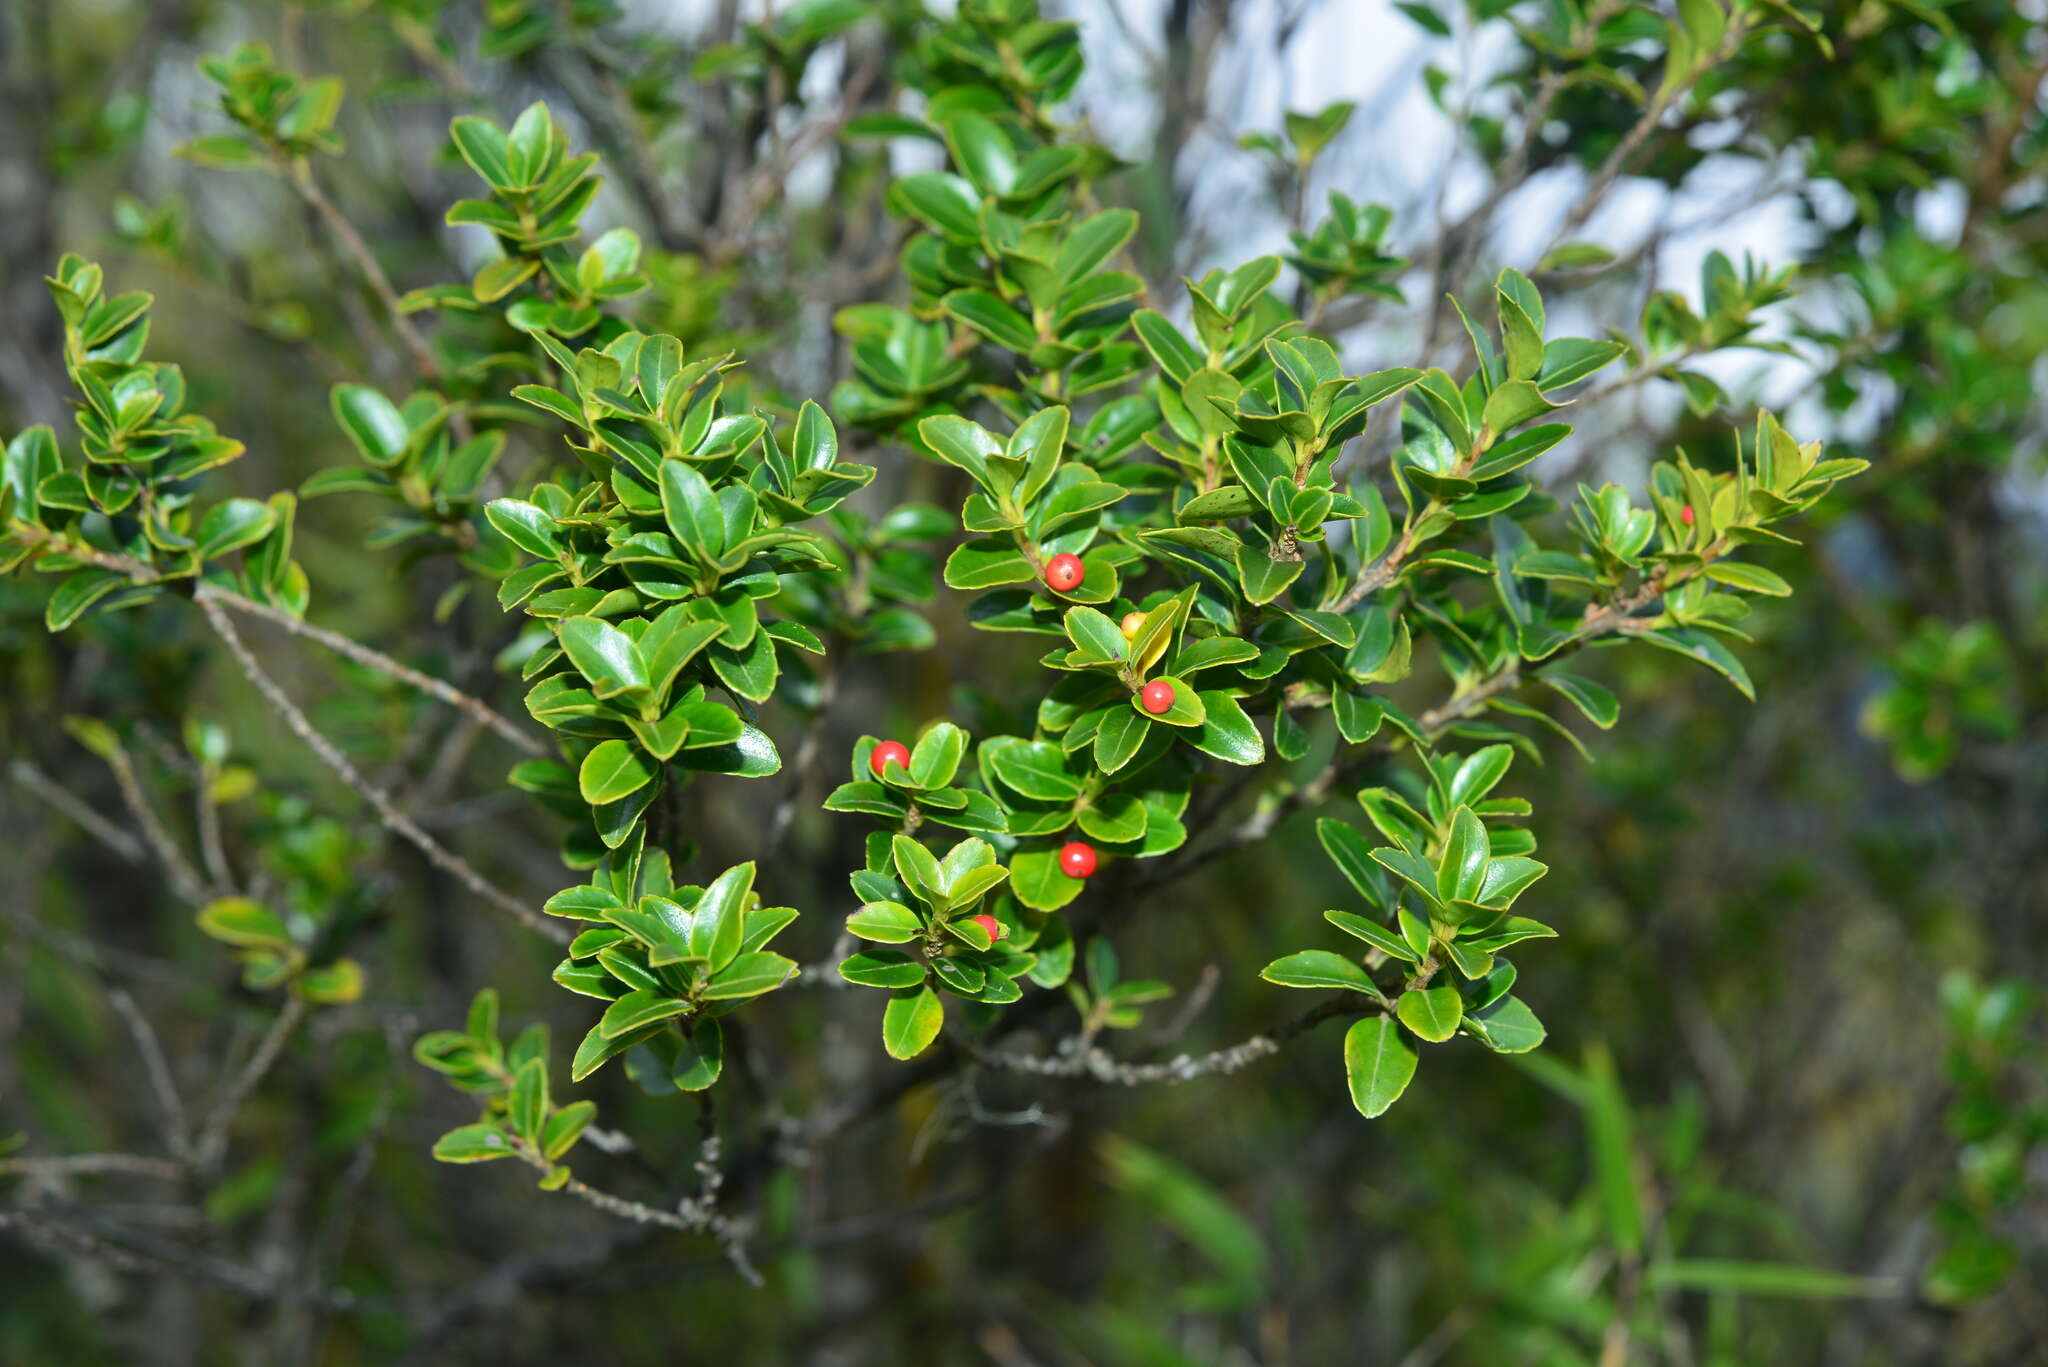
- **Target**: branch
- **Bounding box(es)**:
[0,1208,364,1311]
[199,598,567,944]
[968,996,1372,1087]
[193,994,305,1170]
[206,588,545,757]
[103,742,211,905]
[0,1154,186,1181]
[287,162,443,385]
[9,759,144,862]
[514,1149,761,1287]
[15,529,543,755]
[107,988,191,1160]
[1161,571,1678,885]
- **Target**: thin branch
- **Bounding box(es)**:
[0,1208,364,1311]
[199,598,567,944]
[516,1147,761,1287]
[15,529,543,755]
[287,162,443,385]
[107,988,191,1159]
[0,1154,187,1181]
[194,781,235,896]
[9,759,144,862]
[194,994,305,1170]
[764,653,840,857]
[208,589,545,756]
[103,744,210,906]
[969,997,1372,1087]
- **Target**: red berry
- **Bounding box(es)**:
[869,740,910,778]
[1140,679,1175,715]
[969,912,1004,943]
[1058,841,1097,879]
[1044,553,1085,592]
[1119,611,1146,638]
[1680,505,1695,526]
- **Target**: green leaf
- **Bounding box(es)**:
[909,722,969,789]
[1435,807,1490,903]
[485,499,560,559]
[330,385,409,467]
[1467,994,1546,1053]
[847,900,923,943]
[196,897,289,949]
[671,1020,724,1091]
[1133,677,1205,728]
[508,1057,548,1141]
[1645,1260,1882,1299]
[1585,1041,1644,1255]
[840,949,927,989]
[432,1123,516,1163]
[1396,985,1463,1042]
[1064,606,1127,662]
[1636,627,1755,700]
[1260,950,1376,992]
[692,862,755,971]
[557,617,649,700]
[1704,561,1793,596]
[984,741,1083,802]
[882,985,944,1060]
[943,113,1019,196]
[571,1020,649,1081]
[703,951,798,999]
[1446,745,1513,808]
[943,289,1037,352]
[1344,1017,1416,1118]
[1189,692,1264,765]
[578,739,655,805]
[1538,671,1619,728]
[539,1100,596,1159]
[1009,846,1084,911]
[1323,909,1417,963]
[194,499,276,559]
[1093,707,1150,774]
[598,989,689,1039]
[659,459,724,559]
[893,172,982,242]
[449,116,515,189]
[1235,545,1304,605]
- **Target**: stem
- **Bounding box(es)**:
[194,994,306,1169]
[200,598,567,944]
[14,527,543,755]
[969,996,1374,1087]
[288,162,443,386]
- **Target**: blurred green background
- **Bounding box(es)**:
[2,1,2046,1363]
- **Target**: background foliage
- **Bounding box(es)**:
[2,1,2046,1363]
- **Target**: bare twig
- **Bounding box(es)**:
[0,1154,187,1181]
[199,598,566,944]
[194,994,306,1169]
[107,988,191,1159]
[969,996,1373,1087]
[103,745,210,906]
[0,1209,364,1311]
[208,589,544,757]
[288,163,442,385]
[15,530,542,756]
[522,1152,761,1287]
[9,759,144,862]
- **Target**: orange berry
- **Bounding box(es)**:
[1044,553,1085,592]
